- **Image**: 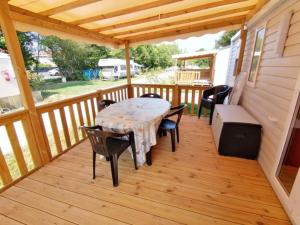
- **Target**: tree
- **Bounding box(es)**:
[215,30,238,49]
[131,44,180,69]
[41,36,89,80]
[0,31,36,69]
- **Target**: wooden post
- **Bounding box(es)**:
[236,24,247,75]
[0,1,51,164]
[125,41,133,98]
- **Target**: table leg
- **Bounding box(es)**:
[146,148,152,166]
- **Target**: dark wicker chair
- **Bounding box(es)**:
[82,125,137,187]
[140,93,161,98]
[97,99,116,111]
[159,104,186,152]
[198,85,232,125]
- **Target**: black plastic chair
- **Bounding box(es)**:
[82,125,137,187]
[159,104,187,152]
[198,85,232,125]
[140,93,161,98]
[97,99,116,111]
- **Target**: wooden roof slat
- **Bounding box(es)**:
[110,5,254,38]
[246,0,269,20]
[123,15,245,43]
[70,0,184,25]
[39,0,101,17]
[92,0,248,32]
[9,5,120,46]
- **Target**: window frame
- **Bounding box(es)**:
[247,25,267,87]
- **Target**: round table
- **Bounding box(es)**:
[95,98,171,165]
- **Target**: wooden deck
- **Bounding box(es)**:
[0,116,290,225]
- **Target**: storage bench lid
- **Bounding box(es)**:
[215,105,260,125]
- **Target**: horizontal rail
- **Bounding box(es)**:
[0,109,28,126]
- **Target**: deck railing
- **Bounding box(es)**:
[0,109,42,189]
[132,84,209,115]
[0,83,209,191]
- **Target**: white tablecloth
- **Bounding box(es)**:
[95,98,171,165]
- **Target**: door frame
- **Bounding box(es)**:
[272,70,300,225]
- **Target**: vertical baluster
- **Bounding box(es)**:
[22,117,42,167]
[84,100,91,126]
[69,104,79,143]
[185,89,189,104]
[113,91,117,101]
[59,107,71,148]
[166,87,170,101]
[48,110,63,154]
[198,89,203,116]
[5,123,28,175]
[90,98,96,125]
[118,90,121,101]
[76,102,86,137]
[0,146,12,185]
[160,87,163,98]
[137,86,140,97]
[191,89,195,115]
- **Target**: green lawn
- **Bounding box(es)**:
[38,77,142,103]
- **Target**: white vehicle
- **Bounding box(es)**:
[48,68,60,76]
[98,58,142,80]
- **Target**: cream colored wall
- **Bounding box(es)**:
[240,1,300,224]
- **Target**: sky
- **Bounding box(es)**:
[171,31,224,53]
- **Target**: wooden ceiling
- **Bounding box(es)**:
[7,0,269,47]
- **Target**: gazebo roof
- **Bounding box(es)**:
[7,0,268,48]
[172,50,217,60]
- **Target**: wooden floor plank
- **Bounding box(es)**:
[0,214,24,225]
[16,178,181,225]
[34,164,288,221]
[1,187,127,225]
[32,164,289,224]
[0,116,290,225]
[0,196,75,225]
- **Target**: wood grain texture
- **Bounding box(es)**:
[0,116,290,225]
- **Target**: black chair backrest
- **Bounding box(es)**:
[97,99,116,111]
[140,93,161,98]
[203,85,232,104]
[82,125,112,157]
[166,104,187,125]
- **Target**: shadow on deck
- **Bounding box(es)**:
[0,116,290,225]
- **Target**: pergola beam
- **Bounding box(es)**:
[123,15,246,43]
[39,0,101,16]
[71,0,183,25]
[111,5,254,38]
[8,5,120,46]
[92,0,248,32]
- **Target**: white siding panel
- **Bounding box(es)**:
[241,0,300,180]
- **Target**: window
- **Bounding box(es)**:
[248,27,265,85]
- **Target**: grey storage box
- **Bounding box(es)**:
[211,105,262,159]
